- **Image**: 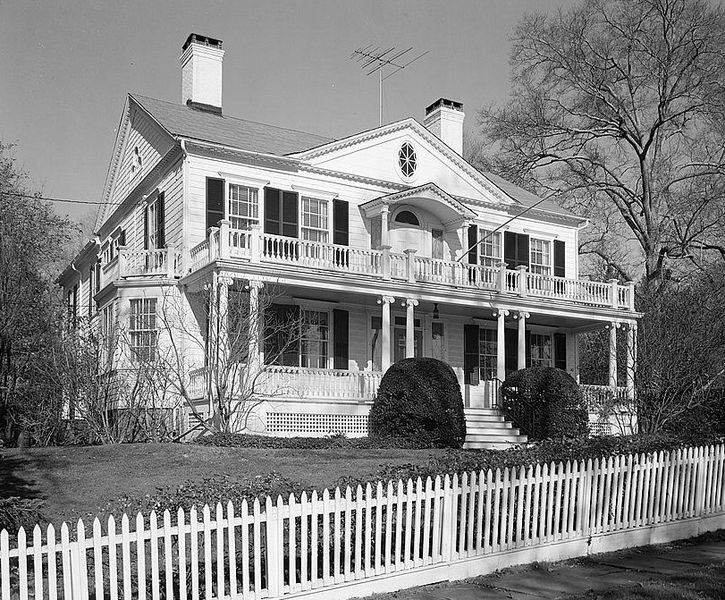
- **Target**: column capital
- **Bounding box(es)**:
[377,295,395,305]
[493,308,510,318]
[217,275,235,287]
[404,298,419,307]
[245,279,265,291]
[512,311,530,320]
[380,204,390,215]
[607,321,622,330]
[625,321,637,331]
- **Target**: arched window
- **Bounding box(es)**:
[394,210,420,226]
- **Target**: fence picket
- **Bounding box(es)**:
[3,444,725,600]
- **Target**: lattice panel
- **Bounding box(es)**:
[267,412,369,436]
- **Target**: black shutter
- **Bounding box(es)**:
[157,192,166,248]
[554,240,565,277]
[525,330,532,368]
[333,199,349,246]
[264,187,281,234]
[554,333,567,370]
[282,191,298,238]
[119,229,126,247]
[463,324,479,385]
[505,328,518,375]
[206,178,225,231]
[333,309,349,369]
[143,207,149,250]
[504,232,530,268]
[467,225,478,264]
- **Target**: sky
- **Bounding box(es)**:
[0,0,574,229]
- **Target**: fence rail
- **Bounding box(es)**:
[4,444,723,600]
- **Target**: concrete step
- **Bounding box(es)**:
[464,440,526,450]
[465,414,507,424]
[466,430,525,441]
[466,420,513,430]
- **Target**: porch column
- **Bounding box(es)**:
[247,279,264,374]
[608,322,619,389]
[405,298,419,358]
[210,274,232,415]
[379,295,395,371]
[626,322,637,402]
[381,205,390,247]
[516,311,530,370]
[494,308,509,381]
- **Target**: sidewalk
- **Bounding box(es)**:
[361,531,725,599]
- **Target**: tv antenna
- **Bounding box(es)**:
[351,45,429,126]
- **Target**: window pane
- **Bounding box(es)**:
[301,197,328,244]
[229,184,259,230]
[479,230,501,268]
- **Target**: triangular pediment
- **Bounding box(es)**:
[95,95,176,229]
[293,119,517,207]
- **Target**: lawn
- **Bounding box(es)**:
[0,443,442,526]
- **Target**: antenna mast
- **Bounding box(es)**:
[351,45,429,126]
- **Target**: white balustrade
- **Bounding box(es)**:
[580,384,628,410]
[389,252,408,280]
[263,365,381,400]
[228,228,252,258]
[505,269,520,293]
[120,248,167,276]
[189,239,210,271]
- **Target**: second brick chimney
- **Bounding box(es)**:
[424,98,465,155]
[180,34,225,114]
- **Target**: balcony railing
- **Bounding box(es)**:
[580,384,629,411]
[188,365,382,401]
[187,221,636,311]
[99,246,183,289]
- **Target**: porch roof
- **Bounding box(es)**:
[360,182,476,227]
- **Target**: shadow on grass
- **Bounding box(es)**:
[0,452,43,500]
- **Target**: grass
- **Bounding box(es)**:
[0,442,442,526]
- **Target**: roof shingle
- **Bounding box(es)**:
[131,94,333,156]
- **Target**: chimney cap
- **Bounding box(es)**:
[425,98,463,115]
[182,33,223,52]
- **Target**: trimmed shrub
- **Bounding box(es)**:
[500,367,587,440]
[195,433,432,449]
[368,358,466,448]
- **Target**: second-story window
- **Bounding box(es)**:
[144,193,165,250]
[129,298,157,361]
[479,229,502,268]
[229,184,259,230]
[301,197,329,243]
[530,239,552,275]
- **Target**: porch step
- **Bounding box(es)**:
[464,407,527,450]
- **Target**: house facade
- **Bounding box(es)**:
[58,34,640,447]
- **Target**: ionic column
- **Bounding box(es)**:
[378,295,395,371]
[381,205,390,247]
[626,322,637,401]
[405,298,419,358]
[494,308,509,381]
[516,311,530,370]
[608,322,619,389]
[247,279,265,373]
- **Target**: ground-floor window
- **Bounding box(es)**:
[300,310,329,368]
[530,332,552,367]
[478,328,497,380]
[129,298,158,361]
[393,316,422,362]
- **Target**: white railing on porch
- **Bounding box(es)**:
[185,223,636,311]
[187,366,382,401]
[580,384,629,410]
[3,444,724,600]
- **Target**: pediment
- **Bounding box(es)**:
[293,119,518,207]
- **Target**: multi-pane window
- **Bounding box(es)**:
[479,230,502,267]
[300,310,328,368]
[146,200,158,250]
[100,302,116,368]
[478,328,497,380]
[301,197,329,243]
[129,298,157,361]
[530,239,552,275]
[229,184,259,230]
[530,333,552,367]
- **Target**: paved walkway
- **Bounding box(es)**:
[363,533,725,599]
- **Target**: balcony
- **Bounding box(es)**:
[100,247,183,289]
[187,222,635,311]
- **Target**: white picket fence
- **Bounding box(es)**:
[2,444,725,600]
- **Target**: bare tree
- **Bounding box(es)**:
[152,276,302,436]
[475,0,725,282]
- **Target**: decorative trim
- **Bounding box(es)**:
[291,184,339,200]
[360,182,476,219]
[218,172,271,188]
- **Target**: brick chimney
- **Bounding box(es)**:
[180,34,225,114]
[424,98,464,155]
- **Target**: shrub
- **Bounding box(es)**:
[368,358,466,448]
[0,497,46,533]
[500,367,588,440]
[195,433,431,449]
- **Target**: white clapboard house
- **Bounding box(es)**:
[58,34,640,448]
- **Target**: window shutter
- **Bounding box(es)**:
[143,208,149,250]
[157,192,166,249]
[463,324,479,385]
[467,225,478,264]
[333,309,349,369]
[282,191,298,238]
[504,232,530,268]
[554,333,567,370]
[264,187,281,234]
[525,330,532,368]
[206,178,225,231]
[119,229,126,247]
[554,240,565,277]
[333,199,349,246]
[505,328,518,375]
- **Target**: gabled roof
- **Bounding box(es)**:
[361,182,476,224]
[131,94,333,156]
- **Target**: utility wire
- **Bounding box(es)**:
[2,191,114,206]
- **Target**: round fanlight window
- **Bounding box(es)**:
[398,142,417,178]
